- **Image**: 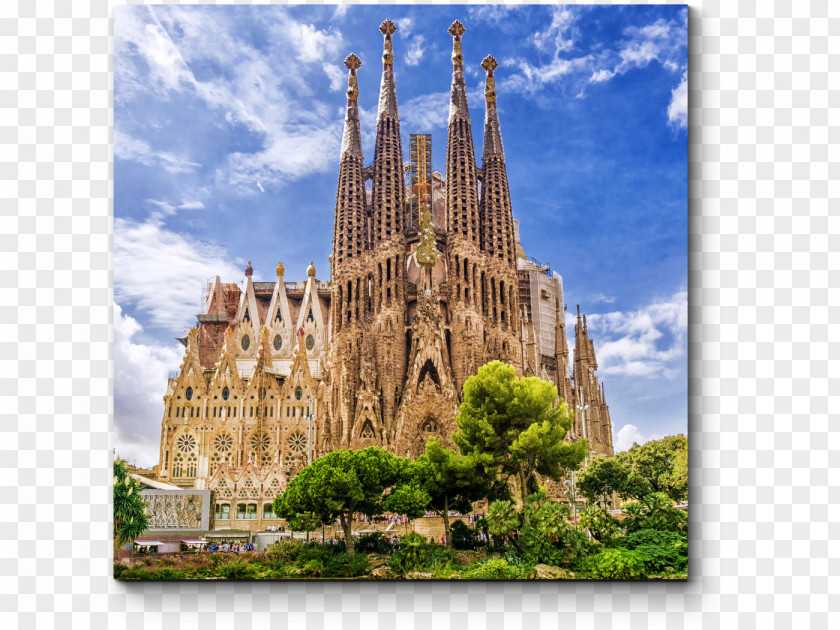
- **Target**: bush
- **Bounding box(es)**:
[461,558,529,580]
[390,533,455,575]
[618,529,687,572]
[622,493,687,534]
[217,559,255,580]
[450,520,476,550]
[579,507,621,544]
[582,548,647,580]
[355,533,393,555]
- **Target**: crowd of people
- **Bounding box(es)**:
[201,541,255,552]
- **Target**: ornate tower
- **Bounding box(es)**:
[573,306,614,456]
[329,53,366,447]
[362,19,409,448]
[479,54,522,368]
[444,21,487,392]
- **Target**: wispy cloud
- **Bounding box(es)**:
[114,303,183,468]
[668,71,688,129]
[114,215,245,330]
[146,198,205,216]
[115,6,346,196]
[114,129,201,174]
[405,34,425,67]
[583,290,687,378]
[496,5,687,128]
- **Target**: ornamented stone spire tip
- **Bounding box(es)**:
[448,20,466,38]
[344,53,362,71]
[245,261,253,277]
[481,55,498,72]
[380,19,397,37]
[276,261,285,277]
[307,261,316,277]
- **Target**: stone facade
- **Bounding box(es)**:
[152,20,614,529]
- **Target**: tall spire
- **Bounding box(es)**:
[377,19,398,122]
[448,20,469,124]
[332,53,366,273]
[479,53,516,266]
[371,19,405,243]
[340,53,363,160]
[445,20,480,247]
[481,55,504,159]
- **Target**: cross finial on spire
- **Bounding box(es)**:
[448,20,466,38]
[344,53,362,71]
[380,19,397,37]
[481,54,498,73]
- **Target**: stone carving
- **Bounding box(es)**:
[144,493,203,529]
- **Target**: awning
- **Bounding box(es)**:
[205,531,251,538]
[135,541,164,546]
[181,540,205,545]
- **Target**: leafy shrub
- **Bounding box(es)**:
[217,559,255,580]
[579,507,621,544]
[450,520,476,550]
[618,529,687,572]
[154,568,189,580]
[461,558,529,580]
[355,533,393,555]
[301,559,326,577]
[622,493,687,534]
[582,548,647,580]
[390,533,455,575]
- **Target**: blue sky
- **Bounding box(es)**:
[114,5,688,467]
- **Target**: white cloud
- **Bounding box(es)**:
[589,69,615,83]
[114,129,201,174]
[400,90,451,130]
[613,423,662,452]
[533,6,576,54]
[583,290,687,379]
[146,198,205,215]
[396,17,413,38]
[591,292,616,304]
[322,61,345,92]
[114,216,245,330]
[668,72,688,129]
[116,6,346,196]
[405,35,425,67]
[113,303,183,468]
[468,5,521,27]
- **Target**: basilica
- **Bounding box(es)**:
[152,20,614,531]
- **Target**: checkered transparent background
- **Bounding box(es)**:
[1,0,837,627]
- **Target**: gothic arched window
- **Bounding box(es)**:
[222,387,230,401]
[185,386,193,401]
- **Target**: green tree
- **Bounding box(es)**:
[616,435,688,502]
[273,447,417,554]
[421,438,485,548]
[453,361,588,503]
[113,458,150,557]
[576,456,651,508]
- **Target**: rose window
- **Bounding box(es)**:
[288,432,306,453]
[176,434,196,453]
[250,432,270,453]
[305,334,315,351]
[274,335,282,351]
[213,434,233,452]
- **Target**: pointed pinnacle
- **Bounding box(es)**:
[380,19,397,37]
[448,20,466,38]
[344,53,362,71]
[481,55,498,73]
